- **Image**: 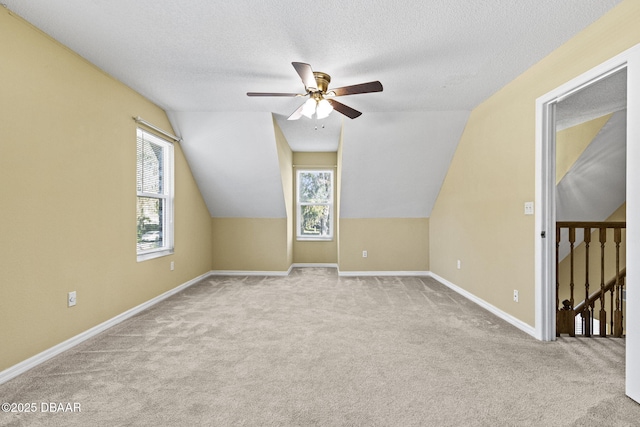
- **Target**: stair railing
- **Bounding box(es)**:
[556,221,626,337]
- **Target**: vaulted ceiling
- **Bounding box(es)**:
[4,0,623,218]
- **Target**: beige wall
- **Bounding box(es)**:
[0,10,212,371]
[211,218,290,272]
[339,218,429,272]
[429,0,640,327]
[292,152,338,264]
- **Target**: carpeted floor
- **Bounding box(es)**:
[1,267,639,426]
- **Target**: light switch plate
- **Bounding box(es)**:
[68,291,77,307]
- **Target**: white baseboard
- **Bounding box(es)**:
[428,272,537,338]
[338,270,430,277]
[292,263,338,269]
[210,266,293,276]
[210,264,341,276]
[210,265,431,277]
[0,271,212,386]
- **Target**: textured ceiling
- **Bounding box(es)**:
[4,1,622,114]
[4,0,623,218]
[556,68,627,131]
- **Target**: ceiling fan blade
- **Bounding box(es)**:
[247,92,301,97]
[327,99,362,119]
[287,101,306,120]
[329,81,383,97]
[292,62,317,91]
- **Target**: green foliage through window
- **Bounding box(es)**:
[136,128,173,257]
[297,170,333,239]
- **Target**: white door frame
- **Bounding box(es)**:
[535,43,640,402]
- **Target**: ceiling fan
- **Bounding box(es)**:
[247,62,383,120]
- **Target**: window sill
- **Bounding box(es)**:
[137,249,174,263]
[296,237,334,242]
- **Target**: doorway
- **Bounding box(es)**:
[535,43,640,402]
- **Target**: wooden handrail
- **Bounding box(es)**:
[556,221,626,229]
[573,268,625,313]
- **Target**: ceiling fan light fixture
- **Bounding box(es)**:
[301,98,316,119]
[316,98,333,119]
[248,62,382,120]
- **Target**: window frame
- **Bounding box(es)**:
[136,128,174,262]
[296,169,334,241]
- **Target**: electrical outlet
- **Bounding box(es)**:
[170,261,175,271]
[513,290,519,302]
[524,202,534,215]
[68,291,77,307]
[457,260,461,269]
[362,250,368,258]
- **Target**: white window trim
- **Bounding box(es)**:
[136,128,175,262]
[296,169,334,241]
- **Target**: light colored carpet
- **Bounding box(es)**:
[1,267,639,426]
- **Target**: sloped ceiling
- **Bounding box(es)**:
[169,112,286,217]
[340,112,470,218]
[3,0,623,218]
[556,68,628,131]
[556,110,627,223]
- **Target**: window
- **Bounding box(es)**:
[297,169,333,240]
[136,128,174,261]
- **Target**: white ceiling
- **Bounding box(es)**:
[556,68,628,131]
[4,0,623,218]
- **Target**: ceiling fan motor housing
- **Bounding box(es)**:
[313,72,331,93]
